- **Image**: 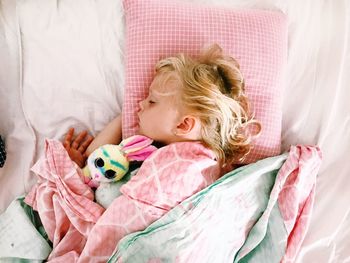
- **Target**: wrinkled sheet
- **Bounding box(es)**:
[24,139,220,262]
[0,0,125,212]
[110,145,321,263]
[24,140,105,261]
[0,144,321,262]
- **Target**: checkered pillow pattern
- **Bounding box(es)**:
[0,136,6,167]
[122,0,287,164]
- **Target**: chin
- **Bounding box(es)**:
[136,123,142,134]
[137,129,143,136]
[137,127,146,137]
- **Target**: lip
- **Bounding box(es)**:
[136,115,141,130]
[137,112,141,122]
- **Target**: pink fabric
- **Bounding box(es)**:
[24,139,105,261]
[121,135,157,161]
[278,146,322,262]
[26,139,220,262]
[24,139,320,262]
[78,141,221,262]
[122,0,288,164]
[121,142,221,210]
[235,145,322,261]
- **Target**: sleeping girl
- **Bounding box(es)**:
[65,43,260,170]
[63,43,261,261]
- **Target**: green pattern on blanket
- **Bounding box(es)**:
[108,153,289,263]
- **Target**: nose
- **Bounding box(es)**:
[138,100,144,112]
[104,169,116,179]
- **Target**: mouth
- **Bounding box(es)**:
[136,115,141,130]
[137,113,141,123]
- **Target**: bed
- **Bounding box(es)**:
[0,0,349,262]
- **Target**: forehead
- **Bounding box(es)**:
[150,71,181,96]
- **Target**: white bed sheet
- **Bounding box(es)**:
[0,0,349,262]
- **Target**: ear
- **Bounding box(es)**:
[175,115,198,136]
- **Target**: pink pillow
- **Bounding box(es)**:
[122,0,287,164]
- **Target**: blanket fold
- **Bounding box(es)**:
[109,145,321,263]
[24,139,105,261]
[6,140,321,263]
[25,139,221,262]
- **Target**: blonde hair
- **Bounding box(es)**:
[155,44,261,165]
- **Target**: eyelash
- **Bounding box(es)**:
[149,100,155,104]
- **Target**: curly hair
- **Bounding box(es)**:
[155,44,261,165]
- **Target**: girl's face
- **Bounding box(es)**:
[137,72,182,144]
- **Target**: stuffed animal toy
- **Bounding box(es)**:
[82,135,157,208]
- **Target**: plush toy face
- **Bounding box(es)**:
[86,144,129,183]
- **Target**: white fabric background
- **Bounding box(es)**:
[0,0,349,261]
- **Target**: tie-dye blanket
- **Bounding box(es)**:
[0,140,321,263]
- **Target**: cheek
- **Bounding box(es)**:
[140,107,155,121]
[138,110,152,130]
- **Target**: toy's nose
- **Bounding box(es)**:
[105,169,116,179]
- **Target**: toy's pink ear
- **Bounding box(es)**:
[121,135,157,161]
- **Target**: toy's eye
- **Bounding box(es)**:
[104,169,116,179]
[94,158,104,168]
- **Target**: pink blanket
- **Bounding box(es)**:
[108,145,322,262]
[25,139,220,262]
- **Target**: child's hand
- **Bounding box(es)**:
[63,128,94,168]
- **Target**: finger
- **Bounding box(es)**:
[78,135,94,153]
[63,128,74,148]
[78,155,87,168]
[77,159,84,168]
[72,130,88,149]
